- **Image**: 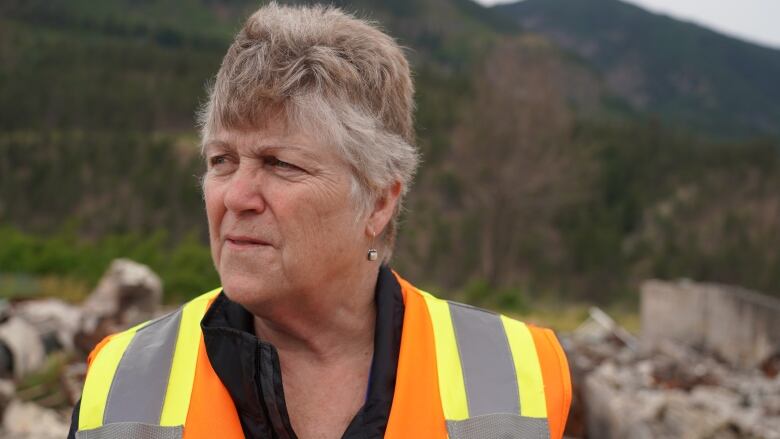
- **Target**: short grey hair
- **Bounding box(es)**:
[198,2,419,260]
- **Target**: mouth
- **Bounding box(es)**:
[224,234,272,248]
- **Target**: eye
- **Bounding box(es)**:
[208,155,234,170]
[266,156,301,171]
[209,155,228,167]
[207,154,236,175]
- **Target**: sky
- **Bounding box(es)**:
[475,0,780,50]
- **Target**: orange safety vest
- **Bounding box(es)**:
[77,274,571,439]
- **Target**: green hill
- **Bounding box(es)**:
[1,0,779,303]
[494,0,780,139]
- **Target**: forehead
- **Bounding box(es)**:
[203,118,331,158]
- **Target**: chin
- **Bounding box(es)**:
[219,270,276,310]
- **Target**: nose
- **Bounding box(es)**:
[222,166,266,215]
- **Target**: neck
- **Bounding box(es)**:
[253,266,379,365]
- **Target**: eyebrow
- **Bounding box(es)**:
[202,140,233,155]
[202,139,320,161]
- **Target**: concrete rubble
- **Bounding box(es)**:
[2,399,70,439]
[0,259,163,438]
[81,258,163,335]
[0,316,46,381]
[566,280,780,439]
[641,280,780,370]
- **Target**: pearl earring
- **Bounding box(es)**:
[367,231,378,261]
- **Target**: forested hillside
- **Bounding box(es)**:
[495,0,780,138]
[1,0,778,305]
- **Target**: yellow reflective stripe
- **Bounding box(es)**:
[500,316,548,418]
[78,323,147,430]
[159,288,221,426]
[420,291,469,421]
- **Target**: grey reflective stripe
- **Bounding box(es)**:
[446,414,550,439]
[76,422,183,439]
[448,302,520,417]
[103,310,183,424]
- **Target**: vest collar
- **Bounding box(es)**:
[200,265,405,438]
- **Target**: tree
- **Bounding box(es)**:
[450,37,587,287]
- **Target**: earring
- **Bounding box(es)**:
[367,231,378,261]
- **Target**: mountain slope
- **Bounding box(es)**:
[0,0,516,132]
[494,0,780,138]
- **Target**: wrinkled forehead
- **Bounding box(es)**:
[201,93,341,154]
[202,122,321,161]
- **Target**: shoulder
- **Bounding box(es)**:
[443,297,571,396]
[396,275,571,438]
[522,322,572,439]
[453,300,572,439]
[87,288,221,367]
[399,276,570,380]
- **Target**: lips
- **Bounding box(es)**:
[224,234,272,247]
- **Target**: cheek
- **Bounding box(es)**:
[203,182,222,224]
[203,181,225,263]
[296,191,361,255]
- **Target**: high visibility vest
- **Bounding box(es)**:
[77,274,571,439]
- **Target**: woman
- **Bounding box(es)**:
[70,3,571,439]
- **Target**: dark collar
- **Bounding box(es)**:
[201,265,405,439]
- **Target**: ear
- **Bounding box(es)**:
[366,181,402,236]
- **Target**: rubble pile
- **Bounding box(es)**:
[567,304,780,439]
[0,259,163,438]
[2,399,70,439]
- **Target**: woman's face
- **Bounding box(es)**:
[202,119,368,312]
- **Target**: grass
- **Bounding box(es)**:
[512,302,641,334]
[0,273,91,303]
[16,352,72,409]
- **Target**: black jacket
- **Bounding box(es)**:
[68,266,405,438]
